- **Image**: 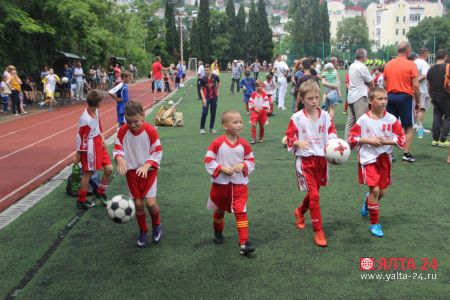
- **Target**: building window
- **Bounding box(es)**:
[377,16,381,25]
[376,28,380,37]
[337,21,342,27]
[376,40,380,49]
[403,16,406,22]
[396,16,399,23]
[403,29,406,35]
[336,10,341,16]
[396,29,399,35]
[410,14,421,22]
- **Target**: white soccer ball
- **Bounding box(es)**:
[282,136,287,147]
[61,77,69,83]
[324,138,351,165]
[106,195,135,223]
[168,100,174,106]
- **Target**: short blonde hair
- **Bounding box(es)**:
[368,86,387,100]
[221,110,241,124]
[298,80,320,99]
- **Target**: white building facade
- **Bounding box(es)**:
[328,0,364,41]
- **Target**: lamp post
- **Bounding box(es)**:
[177,13,187,64]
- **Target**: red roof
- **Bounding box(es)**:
[345,6,364,12]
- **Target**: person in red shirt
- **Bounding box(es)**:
[152,56,165,102]
[383,41,420,163]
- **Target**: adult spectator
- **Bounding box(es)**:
[384,41,420,163]
[294,59,320,112]
[344,48,374,139]
[152,56,164,102]
[211,59,220,76]
[197,61,205,100]
[199,64,220,135]
[251,58,261,80]
[8,67,22,115]
[230,60,242,94]
[414,48,431,139]
[275,55,289,110]
[107,65,115,89]
[291,59,304,112]
[73,62,84,101]
[62,63,73,101]
[114,63,122,85]
[426,49,450,147]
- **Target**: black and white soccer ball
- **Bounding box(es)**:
[106,195,135,223]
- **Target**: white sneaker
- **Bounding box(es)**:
[210,129,217,134]
[200,129,206,135]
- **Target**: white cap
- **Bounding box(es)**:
[233,60,237,63]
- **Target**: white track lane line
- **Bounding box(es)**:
[0,89,153,160]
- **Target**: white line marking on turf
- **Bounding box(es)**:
[0,80,190,230]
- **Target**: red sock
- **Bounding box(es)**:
[245,103,249,112]
[78,189,87,203]
[308,190,322,231]
[299,194,310,214]
[136,210,148,233]
[251,125,256,140]
[235,212,249,245]
[344,101,348,112]
[368,203,379,224]
[96,177,109,195]
[259,125,265,140]
[213,211,224,232]
[148,204,160,227]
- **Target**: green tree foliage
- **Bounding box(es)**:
[375,44,397,61]
[256,0,273,62]
[165,0,179,58]
[407,15,450,52]
[245,0,259,60]
[198,0,212,62]
[189,19,201,59]
[0,0,166,76]
[232,4,247,60]
[320,0,331,58]
[210,10,231,62]
[336,16,371,55]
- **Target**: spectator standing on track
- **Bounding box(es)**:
[383,41,420,163]
[62,63,73,101]
[152,56,164,103]
[8,68,22,115]
[74,62,85,101]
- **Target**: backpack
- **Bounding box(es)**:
[445,63,450,94]
[66,164,100,197]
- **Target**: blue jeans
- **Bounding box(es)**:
[2,96,9,111]
[200,97,218,130]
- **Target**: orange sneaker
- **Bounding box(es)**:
[314,230,327,247]
[293,209,305,229]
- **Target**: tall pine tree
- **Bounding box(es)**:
[198,0,212,62]
[225,0,236,60]
[165,0,179,58]
[320,0,331,58]
[189,18,200,59]
[245,0,259,61]
[256,0,273,62]
[233,4,247,60]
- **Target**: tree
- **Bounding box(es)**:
[336,16,371,56]
[320,0,331,59]
[256,0,273,62]
[197,0,212,62]
[189,18,200,59]
[288,0,299,19]
[194,0,198,6]
[407,15,450,52]
[210,10,231,62]
[245,0,259,60]
[232,4,247,60]
[165,0,179,58]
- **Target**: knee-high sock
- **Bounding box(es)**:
[299,194,310,214]
[78,189,87,203]
[251,125,257,140]
[213,211,224,232]
[148,204,160,227]
[259,125,265,140]
[235,212,249,245]
[136,209,148,233]
[368,203,379,224]
[245,103,249,112]
[308,190,322,231]
[96,176,109,195]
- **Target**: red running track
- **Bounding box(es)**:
[0,80,165,212]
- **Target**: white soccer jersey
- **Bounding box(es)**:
[204,135,255,185]
[113,123,162,170]
[249,91,270,111]
[285,108,337,157]
[348,112,406,165]
[76,109,103,170]
[264,80,277,95]
[43,74,60,92]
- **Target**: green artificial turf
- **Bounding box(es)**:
[0,74,448,299]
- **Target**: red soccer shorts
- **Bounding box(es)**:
[207,183,248,213]
[295,156,328,191]
[126,170,158,199]
[250,110,268,126]
[80,146,111,172]
[358,153,391,189]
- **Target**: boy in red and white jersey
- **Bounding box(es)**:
[204,110,256,255]
[249,80,270,144]
[263,73,277,116]
[113,101,163,248]
[348,86,405,237]
[285,80,337,247]
[74,90,113,209]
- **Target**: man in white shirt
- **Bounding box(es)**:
[197,61,205,100]
[275,55,289,110]
[414,47,430,138]
[344,48,374,139]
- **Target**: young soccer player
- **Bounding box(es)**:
[240,70,256,114]
[41,68,60,112]
[348,86,406,237]
[74,90,113,209]
[204,110,255,255]
[249,80,270,144]
[263,73,277,116]
[113,101,163,248]
[108,71,132,126]
[285,80,337,247]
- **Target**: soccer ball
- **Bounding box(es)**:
[168,100,174,106]
[61,77,69,84]
[324,138,351,165]
[106,195,135,223]
[282,136,288,147]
